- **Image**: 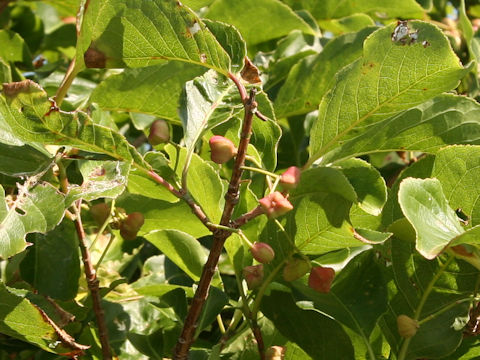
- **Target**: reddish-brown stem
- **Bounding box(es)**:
[173,86,258,360]
[231,205,264,228]
[252,320,266,360]
[73,201,112,360]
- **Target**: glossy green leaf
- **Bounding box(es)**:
[0,58,11,83]
[144,229,207,281]
[398,178,464,259]
[274,27,377,118]
[319,14,375,34]
[262,288,355,359]
[66,160,130,205]
[309,21,468,165]
[338,158,387,216]
[19,221,80,301]
[0,183,65,259]
[0,282,84,354]
[1,80,146,167]
[432,145,480,226]
[91,62,206,123]
[0,29,32,64]
[0,143,52,177]
[77,0,231,73]
[196,287,229,336]
[206,0,315,46]
[323,95,480,164]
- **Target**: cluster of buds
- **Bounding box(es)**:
[90,203,144,241]
[259,191,293,218]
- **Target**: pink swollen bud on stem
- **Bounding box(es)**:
[308,266,335,293]
[243,264,264,289]
[265,346,285,360]
[209,135,237,164]
[283,258,310,282]
[259,191,294,218]
[120,212,145,240]
[250,242,275,264]
[397,315,419,338]
[148,119,170,145]
[280,166,301,190]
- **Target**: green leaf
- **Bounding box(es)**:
[0,29,32,64]
[287,0,424,20]
[432,145,480,226]
[116,194,210,239]
[318,14,375,34]
[338,158,387,216]
[66,160,130,205]
[274,27,377,118]
[144,229,207,281]
[0,183,65,259]
[0,58,11,83]
[398,178,464,259]
[0,282,85,354]
[261,288,355,359]
[77,0,231,73]
[0,143,52,177]
[165,144,224,223]
[205,0,315,46]
[1,80,146,167]
[91,62,206,123]
[309,21,468,165]
[323,95,480,164]
[196,287,229,336]
[19,221,80,301]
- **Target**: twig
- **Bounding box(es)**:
[73,200,112,360]
[173,84,258,359]
[231,206,264,228]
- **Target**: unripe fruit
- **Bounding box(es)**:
[90,203,110,226]
[120,212,144,240]
[259,191,294,218]
[283,258,310,282]
[243,264,264,289]
[397,315,419,338]
[250,242,275,264]
[308,266,335,293]
[209,135,237,164]
[265,346,285,360]
[148,119,170,145]
[280,166,301,190]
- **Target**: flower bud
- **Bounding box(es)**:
[250,242,275,264]
[308,266,335,293]
[282,258,310,282]
[148,119,170,145]
[280,166,301,190]
[259,192,294,218]
[397,315,419,338]
[120,212,144,240]
[243,264,264,289]
[265,346,285,360]
[209,135,237,164]
[90,203,110,226]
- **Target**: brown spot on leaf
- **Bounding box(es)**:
[44,99,59,116]
[91,166,106,177]
[422,88,427,91]
[3,80,42,98]
[84,46,106,68]
[240,57,261,84]
[200,53,207,63]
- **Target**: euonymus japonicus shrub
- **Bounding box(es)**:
[2,1,480,359]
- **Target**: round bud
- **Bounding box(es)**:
[259,192,294,218]
[90,203,110,226]
[283,258,310,282]
[308,266,335,293]
[265,346,285,360]
[148,119,170,145]
[243,264,264,290]
[250,242,275,264]
[280,166,301,190]
[397,314,419,338]
[209,135,237,164]
[120,212,144,240]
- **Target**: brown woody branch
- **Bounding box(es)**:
[173,85,259,359]
[73,201,112,360]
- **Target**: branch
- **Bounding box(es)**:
[231,205,264,228]
[173,86,258,360]
[73,201,112,360]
